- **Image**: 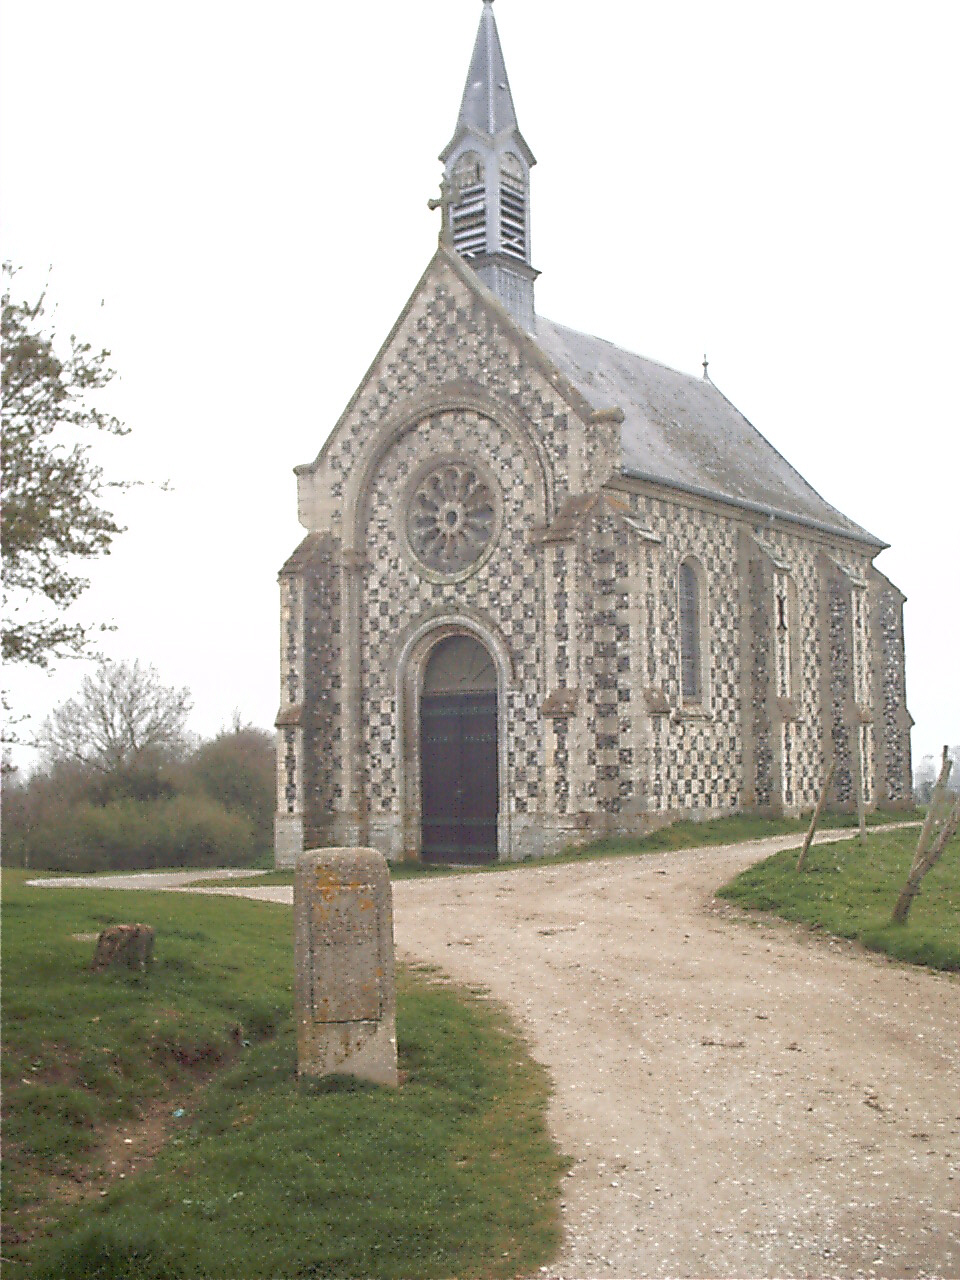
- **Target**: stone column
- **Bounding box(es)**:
[335,550,367,847]
[643,537,668,816]
[818,553,859,811]
[275,571,306,866]
[740,532,780,813]
[622,515,662,823]
[624,526,647,820]
[541,541,563,832]
[850,579,875,810]
[538,533,583,852]
[737,530,758,809]
[772,566,800,815]
[568,532,591,823]
[868,567,914,807]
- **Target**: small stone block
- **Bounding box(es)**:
[91,924,155,973]
[294,847,398,1087]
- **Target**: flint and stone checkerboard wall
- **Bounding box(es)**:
[313,259,596,534]
[275,255,913,865]
[359,409,544,828]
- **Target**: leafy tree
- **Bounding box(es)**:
[2,263,131,672]
[41,659,192,774]
[191,720,275,845]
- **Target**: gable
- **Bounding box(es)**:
[295,241,882,551]
[293,247,620,541]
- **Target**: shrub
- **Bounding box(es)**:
[18,793,258,872]
[1,721,275,871]
[189,726,274,849]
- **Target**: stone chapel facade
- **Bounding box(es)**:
[275,1,912,867]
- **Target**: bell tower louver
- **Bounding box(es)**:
[439,0,538,330]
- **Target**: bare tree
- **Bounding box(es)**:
[41,659,192,774]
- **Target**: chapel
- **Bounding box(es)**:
[275,1,912,866]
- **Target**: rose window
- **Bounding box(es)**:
[406,462,498,575]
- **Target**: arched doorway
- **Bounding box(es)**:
[420,634,498,863]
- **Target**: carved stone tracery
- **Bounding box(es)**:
[406,460,500,577]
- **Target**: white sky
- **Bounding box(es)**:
[2,0,957,775]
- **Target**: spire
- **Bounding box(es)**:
[455,0,519,141]
[439,2,539,330]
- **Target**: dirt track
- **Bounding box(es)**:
[38,832,960,1279]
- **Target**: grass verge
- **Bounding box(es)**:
[2,871,565,1280]
[717,825,960,971]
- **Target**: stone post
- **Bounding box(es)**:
[294,847,398,1086]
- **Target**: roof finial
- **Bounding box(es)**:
[428,175,458,246]
[702,354,710,381]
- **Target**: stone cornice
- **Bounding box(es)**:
[606,473,886,559]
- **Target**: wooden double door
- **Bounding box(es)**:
[420,690,498,863]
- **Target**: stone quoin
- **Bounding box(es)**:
[275,2,912,867]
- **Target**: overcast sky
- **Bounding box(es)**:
[2,0,957,775]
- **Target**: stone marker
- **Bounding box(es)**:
[294,847,397,1086]
[91,923,155,973]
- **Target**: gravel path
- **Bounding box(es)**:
[36,830,960,1279]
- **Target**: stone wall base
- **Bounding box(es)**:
[277,795,902,868]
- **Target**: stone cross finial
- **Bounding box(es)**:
[428,175,457,246]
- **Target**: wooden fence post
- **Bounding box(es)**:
[856,729,867,842]
[797,757,836,872]
[891,747,955,925]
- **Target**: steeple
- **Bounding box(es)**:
[439,0,538,330]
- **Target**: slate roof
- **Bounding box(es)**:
[533,316,883,547]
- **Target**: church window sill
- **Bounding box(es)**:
[643,686,671,715]
[673,704,713,723]
[543,688,579,718]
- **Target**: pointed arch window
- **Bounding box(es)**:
[451,151,486,258]
[679,557,704,703]
[774,571,800,701]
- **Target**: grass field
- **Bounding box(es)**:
[1,871,565,1280]
[214,809,916,888]
[718,825,960,971]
